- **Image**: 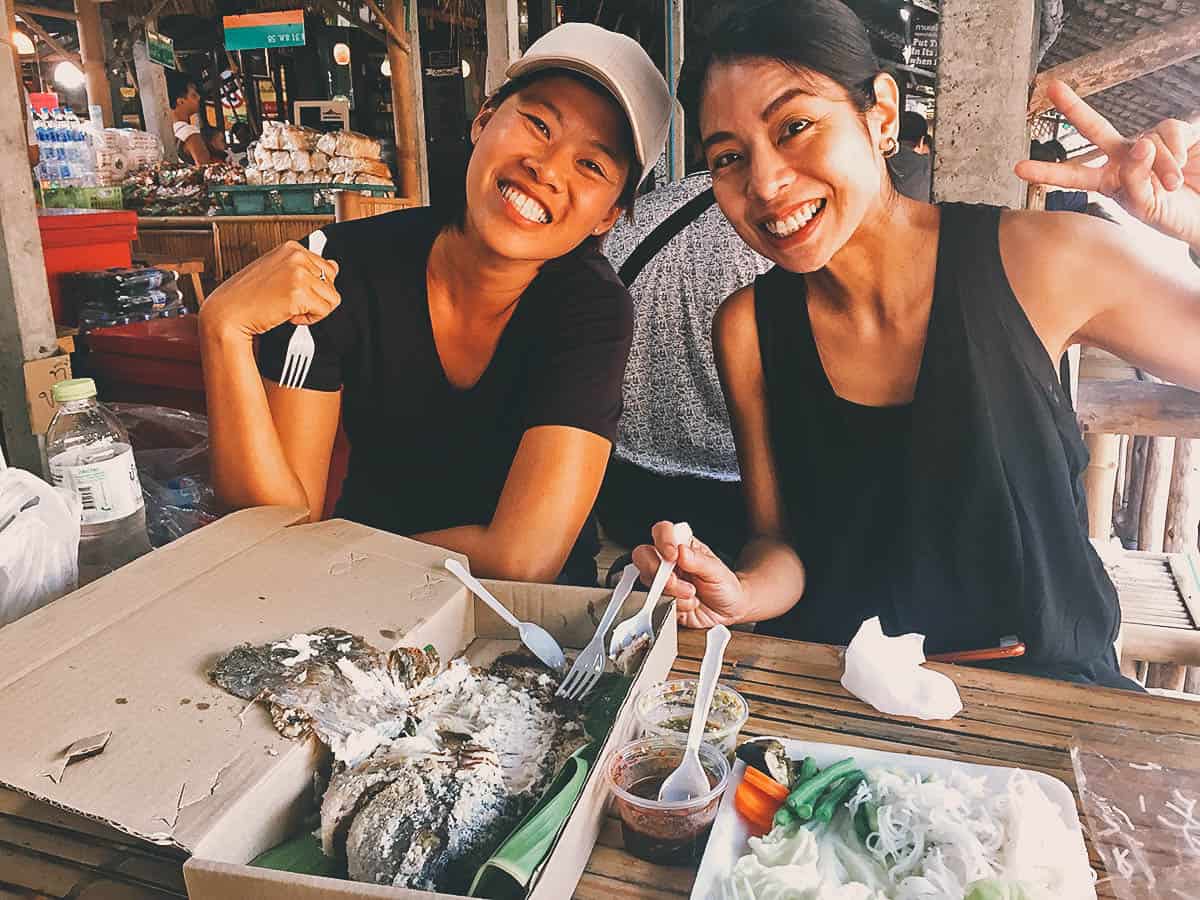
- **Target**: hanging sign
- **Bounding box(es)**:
[147,29,177,69]
[223,10,306,51]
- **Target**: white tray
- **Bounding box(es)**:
[689,738,1095,900]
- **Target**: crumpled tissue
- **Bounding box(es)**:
[840,617,963,720]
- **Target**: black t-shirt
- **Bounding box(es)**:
[258,206,633,551]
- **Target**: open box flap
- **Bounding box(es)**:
[0,508,470,853]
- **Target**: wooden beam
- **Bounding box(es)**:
[484,0,517,94]
[313,0,387,45]
[1030,13,1200,117]
[15,3,75,20]
[16,13,79,66]
[1078,380,1200,439]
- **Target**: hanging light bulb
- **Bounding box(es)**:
[54,60,85,89]
[333,42,351,66]
[380,58,391,77]
[12,30,34,56]
[460,59,471,79]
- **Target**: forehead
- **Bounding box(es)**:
[698,57,845,133]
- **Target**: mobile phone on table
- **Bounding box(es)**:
[928,635,1025,663]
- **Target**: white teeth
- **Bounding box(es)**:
[500,183,550,224]
[765,199,824,236]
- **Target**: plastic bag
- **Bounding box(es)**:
[0,468,80,627]
[1071,724,1200,899]
[109,404,219,548]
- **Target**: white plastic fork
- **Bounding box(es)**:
[279,229,327,390]
[609,521,693,659]
[557,563,640,702]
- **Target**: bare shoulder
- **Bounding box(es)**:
[997,208,1133,356]
[713,283,759,354]
[999,207,1127,273]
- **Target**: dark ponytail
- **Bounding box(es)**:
[680,0,883,119]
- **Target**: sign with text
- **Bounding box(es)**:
[223,10,305,51]
[910,20,939,72]
[147,30,177,69]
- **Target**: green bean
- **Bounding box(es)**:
[813,772,864,823]
[773,803,798,830]
[796,756,819,786]
[786,757,858,820]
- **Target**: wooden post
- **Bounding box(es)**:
[0,0,58,472]
[1117,436,1149,546]
[664,0,683,182]
[1165,438,1199,554]
[1084,433,1121,539]
[932,0,1037,207]
[1139,437,1176,553]
[387,0,428,204]
[131,21,176,164]
[484,0,518,95]
[74,0,111,126]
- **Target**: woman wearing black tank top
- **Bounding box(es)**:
[632,0,1200,688]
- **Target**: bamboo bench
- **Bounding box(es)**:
[1104,546,1200,668]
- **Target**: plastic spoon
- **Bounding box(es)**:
[657,623,731,803]
[443,559,567,672]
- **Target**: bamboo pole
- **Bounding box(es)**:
[1165,438,1199,555]
[1117,436,1149,546]
[74,0,110,126]
[386,0,427,204]
[1084,433,1121,539]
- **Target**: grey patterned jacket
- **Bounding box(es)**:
[603,173,772,481]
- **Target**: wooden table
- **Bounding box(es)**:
[3,629,1199,899]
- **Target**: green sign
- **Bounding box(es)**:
[147,30,177,69]
[224,11,306,51]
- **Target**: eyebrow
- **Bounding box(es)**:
[701,87,818,151]
[588,138,623,165]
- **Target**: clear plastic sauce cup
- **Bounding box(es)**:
[635,679,750,762]
[607,736,730,865]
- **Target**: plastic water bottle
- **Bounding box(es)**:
[45,379,151,585]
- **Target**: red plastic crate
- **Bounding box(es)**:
[38,208,138,325]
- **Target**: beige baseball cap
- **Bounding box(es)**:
[505,22,675,183]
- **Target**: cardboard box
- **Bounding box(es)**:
[0,507,677,898]
[23,351,72,435]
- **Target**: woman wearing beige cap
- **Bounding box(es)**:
[200,23,673,585]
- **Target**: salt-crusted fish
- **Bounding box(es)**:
[208,628,439,762]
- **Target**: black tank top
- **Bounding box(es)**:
[753,203,1135,688]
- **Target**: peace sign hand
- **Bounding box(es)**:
[1015,79,1200,248]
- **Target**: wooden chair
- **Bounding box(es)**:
[1099,543,1200,668]
[334,191,417,223]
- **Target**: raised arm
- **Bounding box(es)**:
[1012,81,1200,388]
[199,241,343,519]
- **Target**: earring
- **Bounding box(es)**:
[881,136,899,158]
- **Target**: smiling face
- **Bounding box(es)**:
[462,73,633,263]
[699,57,898,273]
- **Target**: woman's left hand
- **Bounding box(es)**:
[1016,79,1200,248]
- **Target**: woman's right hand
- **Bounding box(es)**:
[199,240,341,340]
[631,521,747,629]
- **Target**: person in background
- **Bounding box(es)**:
[890,110,931,201]
[1032,139,1088,212]
[228,122,254,167]
[635,0,1200,688]
[200,24,672,586]
[167,71,210,166]
[596,169,771,571]
[201,122,228,163]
